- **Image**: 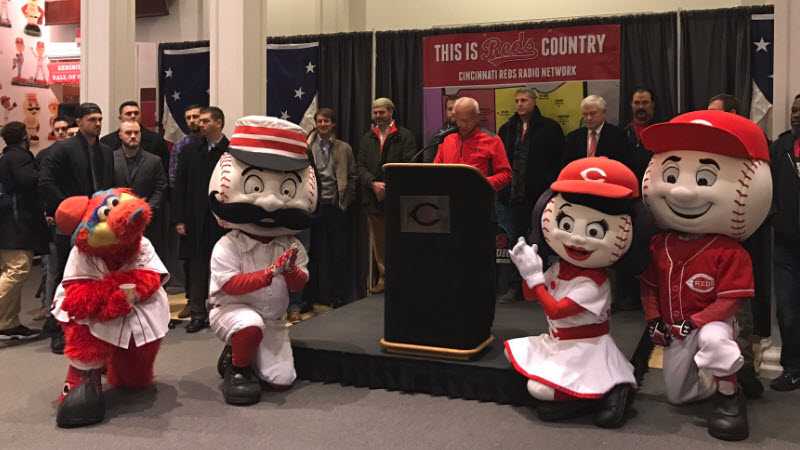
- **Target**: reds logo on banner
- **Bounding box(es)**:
[686,273,716,294]
[48,61,80,85]
[423,25,620,87]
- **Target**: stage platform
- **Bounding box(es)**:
[290,295,647,406]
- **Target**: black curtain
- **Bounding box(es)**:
[376,30,424,146]
[680,8,752,114]
[619,13,678,125]
[269,32,373,301]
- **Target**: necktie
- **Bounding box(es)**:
[587,130,598,157]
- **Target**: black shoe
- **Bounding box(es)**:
[737,366,764,398]
[497,286,522,304]
[536,399,600,422]
[708,390,749,441]
[185,316,209,333]
[217,345,232,378]
[594,384,634,429]
[0,325,41,341]
[50,330,65,354]
[770,371,800,392]
[223,365,261,406]
[56,369,105,428]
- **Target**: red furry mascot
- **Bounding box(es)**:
[51,188,170,428]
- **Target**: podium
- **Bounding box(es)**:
[379,163,496,360]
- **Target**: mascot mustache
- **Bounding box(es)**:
[208,192,311,230]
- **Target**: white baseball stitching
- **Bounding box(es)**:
[730,159,758,239]
[541,198,556,243]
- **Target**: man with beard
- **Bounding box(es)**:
[111,121,167,244]
[623,87,657,179]
[170,104,203,318]
[357,98,417,294]
[100,101,169,174]
[769,93,800,392]
[173,106,229,332]
[38,103,114,353]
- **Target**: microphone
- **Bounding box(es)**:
[411,126,459,163]
[432,125,458,141]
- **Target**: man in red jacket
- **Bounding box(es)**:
[433,97,511,192]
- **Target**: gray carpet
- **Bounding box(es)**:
[2,266,799,450]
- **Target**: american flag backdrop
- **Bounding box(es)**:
[750,14,773,131]
[266,42,319,132]
[158,43,210,144]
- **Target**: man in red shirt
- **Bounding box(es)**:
[433,97,511,192]
[639,110,773,441]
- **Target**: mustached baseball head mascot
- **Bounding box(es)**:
[638,110,771,441]
[51,188,170,428]
[504,157,640,429]
[207,116,317,406]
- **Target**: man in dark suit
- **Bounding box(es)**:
[562,95,632,169]
[111,120,167,251]
[173,106,228,332]
[100,100,170,174]
[38,102,114,353]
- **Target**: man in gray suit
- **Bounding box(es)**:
[112,120,167,251]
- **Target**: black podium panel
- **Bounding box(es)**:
[383,163,495,351]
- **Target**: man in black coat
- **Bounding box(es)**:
[562,95,632,169]
[38,102,114,353]
[496,87,564,302]
[0,122,48,340]
[100,100,170,174]
[356,97,417,293]
[768,93,800,392]
[173,106,228,332]
[111,120,167,253]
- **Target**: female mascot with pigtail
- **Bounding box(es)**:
[206,116,318,406]
[505,157,639,428]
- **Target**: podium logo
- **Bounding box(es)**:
[400,195,450,234]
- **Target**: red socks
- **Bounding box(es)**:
[554,390,578,401]
[60,365,101,403]
[231,326,263,368]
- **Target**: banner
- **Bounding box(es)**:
[422,25,621,145]
[423,25,620,88]
[47,60,79,85]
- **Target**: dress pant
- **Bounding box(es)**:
[308,204,349,306]
[774,240,800,374]
[367,213,385,286]
[0,249,33,330]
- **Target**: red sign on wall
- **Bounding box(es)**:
[423,25,620,87]
[48,60,80,85]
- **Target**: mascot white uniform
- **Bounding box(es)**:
[207,116,318,405]
[505,157,639,428]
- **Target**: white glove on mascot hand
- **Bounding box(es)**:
[509,237,545,288]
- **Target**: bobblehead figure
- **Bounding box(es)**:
[639,110,772,441]
[52,189,170,428]
[207,116,317,406]
[505,157,639,429]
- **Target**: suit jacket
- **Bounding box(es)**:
[101,126,170,174]
[356,124,417,214]
[38,133,114,216]
[112,148,167,214]
[173,136,228,259]
[562,122,632,169]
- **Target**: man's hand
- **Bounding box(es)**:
[648,319,672,347]
[670,320,695,341]
[175,223,187,236]
[509,237,545,287]
[372,181,386,202]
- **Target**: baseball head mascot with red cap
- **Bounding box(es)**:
[505,157,640,428]
[638,110,772,441]
[50,188,170,428]
[207,116,317,406]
